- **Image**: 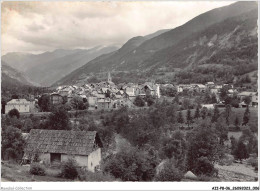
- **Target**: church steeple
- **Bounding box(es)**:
[107,71,112,83]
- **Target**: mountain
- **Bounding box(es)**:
[1,61,35,87]
[2,46,119,86]
[56,2,257,86]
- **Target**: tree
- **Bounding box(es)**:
[172,94,179,104]
[239,129,258,155]
[1,126,25,160]
[242,106,250,126]
[224,104,232,126]
[186,109,192,127]
[186,126,221,176]
[22,118,33,133]
[145,95,156,106]
[8,108,20,119]
[203,91,211,104]
[177,111,184,124]
[193,156,217,176]
[214,118,228,145]
[243,96,252,106]
[233,140,249,161]
[230,136,238,155]
[134,96,145,107]
[182,98,190,110]
[47,106,71,130]
[155,159,183,181]
[194,106,200,119]
[160,131,187,171]
[211,94,217,104]
[211,105,220,123]
[224,96,233,105]
[234,116,240,130]
[38,94,52,112]
[70,96,88,110]
[121,114,159,148]
[160,132,186,160]
[103,147,158,181]
[220,86,229,101]
[201,107,207,119]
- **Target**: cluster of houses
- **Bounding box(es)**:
[177,82,258,107]
[50,72,160,110]
[3,76,258,114]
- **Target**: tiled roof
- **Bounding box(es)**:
[24,129,102,156]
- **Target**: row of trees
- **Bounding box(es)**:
[38,94,89,112]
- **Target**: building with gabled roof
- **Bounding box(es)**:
[23,129,102,172]
[5,99,30,114]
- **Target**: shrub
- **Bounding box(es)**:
[60,158,78,179]
[29,163,46,176]
[219,154,234,166]
[134,96,145,107]
[233,140,249,161]
[8,108,20,119]
[1,126,25,160]
[103,147,158,181]
[247,157,258,168]
[193,157,218,177]
[155,160,183,181]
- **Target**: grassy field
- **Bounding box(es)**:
[1,162,67,182]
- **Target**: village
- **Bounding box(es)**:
[1,70,258,182]
[1,1,259,188]
[2,72,258,115]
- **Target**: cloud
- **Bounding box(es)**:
[27,23,45,32]
[1,1,235,55]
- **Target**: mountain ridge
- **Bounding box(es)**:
[55,2,257,86]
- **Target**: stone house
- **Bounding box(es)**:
[237,91,258,106]
[5,99,30,114]
[50,93,63,105]
[97,98,112,109]
[23,129,103,172]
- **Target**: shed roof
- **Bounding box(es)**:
[24,129,102,156]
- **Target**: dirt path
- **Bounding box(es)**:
[215,163,258,178]
[218,169,257,181]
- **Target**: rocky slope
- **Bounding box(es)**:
[1,61,35,87]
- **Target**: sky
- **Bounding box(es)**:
[1,1,235,55]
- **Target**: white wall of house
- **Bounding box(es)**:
[88,148,101,172]
[201,104,214,109]
[177,86,183,93]
[88,97,98,107]
[39,151,100,172]
[5,104,30,114]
